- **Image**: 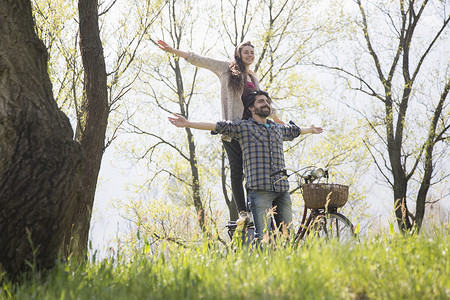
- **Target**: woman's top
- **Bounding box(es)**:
[186,52,279,141]
[244,80,256,90]
[186,52,260,125]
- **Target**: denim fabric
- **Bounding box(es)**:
[247,190,293,240]
[222,139,246,213]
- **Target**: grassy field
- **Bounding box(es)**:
[1,230,449,299]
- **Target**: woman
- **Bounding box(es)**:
[158,40,284,223]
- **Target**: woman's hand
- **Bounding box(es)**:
[158,40,174,53]
[157,40,190,59]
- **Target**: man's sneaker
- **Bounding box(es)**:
[236,211,250,227]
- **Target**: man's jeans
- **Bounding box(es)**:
[247,190,293,241]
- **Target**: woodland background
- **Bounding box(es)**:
[82,0,450,255]
[0,0,449,277]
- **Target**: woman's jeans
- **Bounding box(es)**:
[247,190,293,241]
[222,139,246,213]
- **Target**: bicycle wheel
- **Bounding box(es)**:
[312,212,355,242]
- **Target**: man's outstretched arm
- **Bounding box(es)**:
[300,125,323,135]
[168,113,216,131]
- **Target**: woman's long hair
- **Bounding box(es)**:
[228,41,254,92]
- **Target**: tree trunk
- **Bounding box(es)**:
[61,0,109,259]
[171,48,205,230]
[415,79,450,231]
[186,128,205,229]
[390,153,413,232]
[388,115,413,232]
[0,0,83,276]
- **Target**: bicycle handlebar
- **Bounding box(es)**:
[269,169,287,177]
[270,166,329,185]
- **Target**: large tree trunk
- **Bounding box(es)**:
[0,0,83,276]
[390,144,413,232]
[62,0,109,259]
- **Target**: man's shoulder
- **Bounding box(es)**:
[217,119,246,125]
[216,118,261,128]
[266,119,285,129]
[266,119,278,126]
[240,118,254,124]
[269,120,300,129]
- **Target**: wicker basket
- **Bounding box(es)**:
[302,183,349,209]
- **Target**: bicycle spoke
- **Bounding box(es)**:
[305,212,355,243]
[324,213,355,242]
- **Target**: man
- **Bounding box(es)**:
[168,90,323,241]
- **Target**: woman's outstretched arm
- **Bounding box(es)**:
[158,40,190,59]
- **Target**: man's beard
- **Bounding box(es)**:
[254,106,271,118]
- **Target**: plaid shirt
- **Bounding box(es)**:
[215,118,301,192]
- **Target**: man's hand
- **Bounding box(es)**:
[300,124,323,135]
[309,125,323,134]
[168,114,217,131]
[168,113,189,127]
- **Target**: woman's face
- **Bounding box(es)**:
[240,45,255,66]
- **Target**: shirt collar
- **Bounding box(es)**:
[248,117,275,126]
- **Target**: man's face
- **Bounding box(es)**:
[251,95,271,118]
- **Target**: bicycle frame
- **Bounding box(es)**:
[225,167,354,244]
[270,166,354,244]
[294,207,339,243]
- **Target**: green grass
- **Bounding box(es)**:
[1,231,449,299]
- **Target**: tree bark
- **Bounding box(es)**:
[61,0,109,259]
[0,0,83,276]
[186,128,205,228]
[389,140,413,231]
[170,33,205,229]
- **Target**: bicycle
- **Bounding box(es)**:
[226,166,356,244]
[271,166,356,244]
